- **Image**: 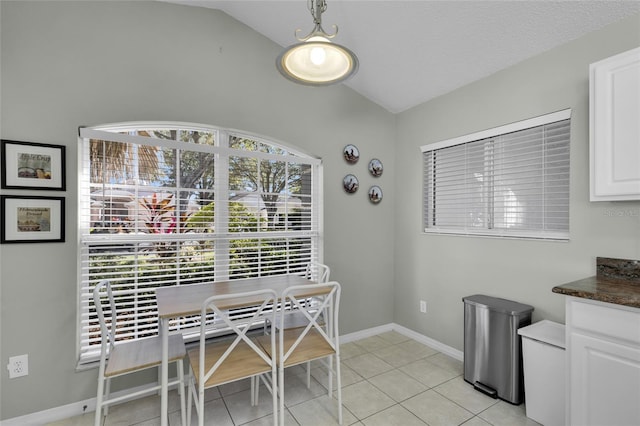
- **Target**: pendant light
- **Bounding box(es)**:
[277,0,359,86]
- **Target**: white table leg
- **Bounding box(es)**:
[161,318,169,426]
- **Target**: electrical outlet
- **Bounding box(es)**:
[7,354,28,378]
[420,300,427,313]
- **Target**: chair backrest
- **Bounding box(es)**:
[279,281,341,364]
[198,289,278,386]
[305,262,330,283]
[93,280,118,354]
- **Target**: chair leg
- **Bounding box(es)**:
[271,370,278,426]
[104,377,111,416]
[336,354,343,425]
[186,375,193,426]
[157,364,162,396]
[279,365,285,426]
[187,373,205,426]
[198,383,205,426]
[327,306,334,397]
[251,376,257,406]
[94,375,104,426]
[327,355,333,397]
[178,359,186,426]
[306,361,311,388]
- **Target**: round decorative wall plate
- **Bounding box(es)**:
[343,144,359,164]
[368,185,382,203]
[343,174,359,193]
[368,158,383,177]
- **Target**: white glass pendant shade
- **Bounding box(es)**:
[277,0,359,87]
[277,38,358,86]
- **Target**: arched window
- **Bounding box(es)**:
[78,123,322,363]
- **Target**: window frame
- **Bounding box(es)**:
[420,109,571,241]
[76,122,323,365]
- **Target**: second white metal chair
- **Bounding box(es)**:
[273,263,330,327]
[186,289,279,426]
[258,281,343,426]
[266,262,331,387]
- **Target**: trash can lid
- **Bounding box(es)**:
[462,294,534,315]
[518,319,566,349]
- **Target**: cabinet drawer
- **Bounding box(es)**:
[569,298,640,343]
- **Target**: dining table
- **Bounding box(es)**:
[155,274,322,426]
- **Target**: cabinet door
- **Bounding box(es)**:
[590,47,640,201]
[569,331,640,425]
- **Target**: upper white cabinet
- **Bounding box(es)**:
[590,47,640,201]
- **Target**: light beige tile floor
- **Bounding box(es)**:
[47,331,540,426]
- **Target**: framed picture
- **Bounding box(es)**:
[1,195,65,243]
[1,140,66,190]
[343,144,360,164]
[343,174,359,193]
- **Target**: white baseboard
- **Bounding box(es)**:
[0,398,96,426]
[339,323,395,343]
[0,380,178,426]
[0,399,96,426]
[391,323,464,361]
[340,322,463,362]
[1,323,461,425]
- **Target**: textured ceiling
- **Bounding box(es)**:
[164,1,640,113]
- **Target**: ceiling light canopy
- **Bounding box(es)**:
[277,0,358,86]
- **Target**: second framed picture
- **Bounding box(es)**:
[1,195,66,243]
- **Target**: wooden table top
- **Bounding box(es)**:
[156,274,322,319]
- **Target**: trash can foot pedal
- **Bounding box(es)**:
[473,381,497,398]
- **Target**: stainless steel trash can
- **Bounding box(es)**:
[463,294,534,404]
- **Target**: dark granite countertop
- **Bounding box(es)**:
[552,257,640,309]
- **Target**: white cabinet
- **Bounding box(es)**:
[565,297,640,425]
[590,47,640,201]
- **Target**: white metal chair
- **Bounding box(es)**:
[258,281,342,426]
[265,262,330,327]
[264,262,331,387]
[186,289,278,426]
[305,262,330,283]
[273,262,330,328]
[93,280,186,426]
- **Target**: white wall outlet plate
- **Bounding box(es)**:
[7,354,29,378]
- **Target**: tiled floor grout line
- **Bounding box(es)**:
[341,337,495,426]
[351,372,467,425]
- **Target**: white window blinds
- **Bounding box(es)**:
[78,124,322,364]
[421,110,571,240]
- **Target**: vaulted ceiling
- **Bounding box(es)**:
[164,1,640,113]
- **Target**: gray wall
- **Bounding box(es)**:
[0,1,396,419]
[394,13,640,351]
